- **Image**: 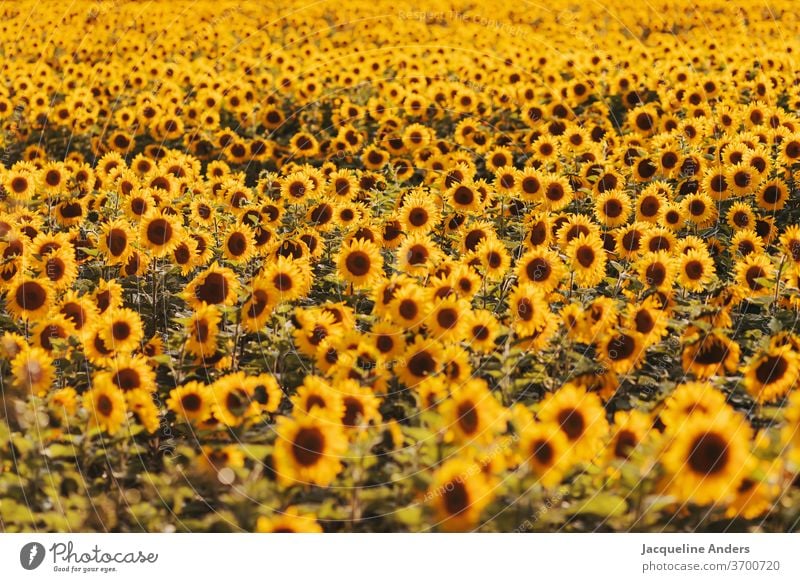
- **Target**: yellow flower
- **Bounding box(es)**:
[273,415,348,487]
[83,383,127,436]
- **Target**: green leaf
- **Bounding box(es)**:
[567,494,628,518]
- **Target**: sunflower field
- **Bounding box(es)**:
[2,0,800,533]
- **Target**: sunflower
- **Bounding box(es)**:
[755,179,788,211]
[428,457,494,531]
[4,276,53,321]
[36,246,78,290]
[516,247,566,293]
[735,253,774,298]
[661,412,751,505]
[682,332,741,379]
[397,233,442,275]
[731,229,764,258]
[184,263,239,309]
[520,421,573,487]
[99,308,144,354]
[57,291,98,339]
[167,381,213,424]
[599,330,646,375]
[425,296,469,342]
[31,313,76,353]
[389,283,428,330]
[780,225,800,268]
[397,336,442,387]
[138,210,182,258]
[273,415,347,487]
[336,238,383,289]
[125,389,159,433]
[93,354,156,393]
[594,189,631,227]
[682,192,717,226]
[659,381,732,433]
[615,222,650,259]
[263,255,310,302]
[567,233,607,287]
[397,190,440,234]
[221,224,256,264]
[541,174,574,211]
[725,464,780,520]
[293,309,340,357]
[464,309,500,353]
[744,347,799,404]
[11,346,56,397]
[537,384,608,461]
[98,219,134,265]
[290,375,345,422]
[439,379,506,445]
[256,507,323,533]
[636,251,675,290]
[337,380,382,428]
[677,248,715,292]
[366,322,404,364]
[248,373,283,415]
[83,383,127,436]
[446,180,482,213]
[606,409,652,464]
[185,303,220,357]
[474,237,510,281]
[507,282,549,337]
[240,277,277,334]
[660,202,685,230]
[211,372,258,427]
[626,297,668,344]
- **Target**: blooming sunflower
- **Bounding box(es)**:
[290,375,345,422]
[606,409,653,464]
[681,332,741,379]
[263,255,310,302]
[185,303,221,357]
[744,347,799,404]
[94,354,156,394]
[167,381,214,424]
[428,457,494,531]
[734,253,774,298]
[463,309,500,353]
[222,224,256,264]
[256,507,323,533]
[98,307,144,353]
[83,383,127,436]
[4,276,53,321]
[139,210,182,257]
[516,246,566,293]
[520,421,573,487]
[567,233,607,287]
[184,263,239,309]
[507,282,549,337]
[272,415,348,487]
[537,384,609,461]
[661,412,751,505]
[397,336,442,387]
[126,389,160,433]
[211,372,258,427]
[439,379,507,445]
[599,330,646,375]
[336,238,383,289]
[677,248,715,292]
[98,219,134,265]
[11,346,56,396]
